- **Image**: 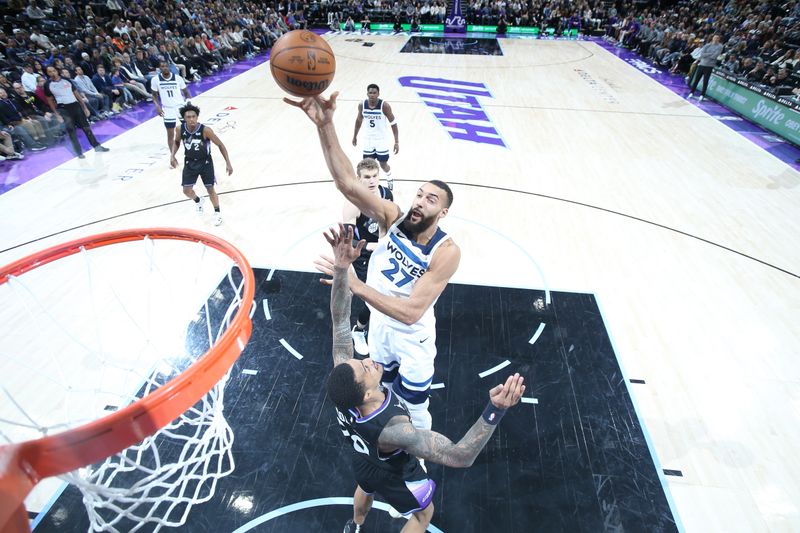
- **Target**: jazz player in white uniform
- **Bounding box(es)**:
[151,60,191,154]
[352,83,399,189]
[289,92,461,431]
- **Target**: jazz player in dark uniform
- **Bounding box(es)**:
[324,224,525,533]
[170,103,233,226]
[344,158,394,357]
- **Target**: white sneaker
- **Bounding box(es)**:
[352,326,369,355]
[213,213,223,226]
[698,96,704,102]
[195,197,205,215]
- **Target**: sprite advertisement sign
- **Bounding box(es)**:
[708,74,800,146]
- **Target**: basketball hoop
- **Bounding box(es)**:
[0,228,255,532]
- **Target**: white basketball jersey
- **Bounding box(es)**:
[151,73,186,108]
[366,214,451,334]
[361,99,389,142]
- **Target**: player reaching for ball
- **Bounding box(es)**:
[286,92,461,433]
[324,223,525,533]
[170,102,232,226]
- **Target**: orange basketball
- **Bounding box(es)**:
[269,30,336,97]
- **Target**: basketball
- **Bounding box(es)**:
[269,30,336,97]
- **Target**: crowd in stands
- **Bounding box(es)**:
[602,0,800,101]
[0,0,308,162]
[2,0,800,163]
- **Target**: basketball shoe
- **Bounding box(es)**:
[213,213,223,226]
[343,519,364,532]
[195,197,205,215]
[352,325,369,356]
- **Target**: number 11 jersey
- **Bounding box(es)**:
[151,72,187,108]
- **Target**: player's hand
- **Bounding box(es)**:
[488,373,525,410]
[169,156,178,169]
[393,142,399,154]
[225,163,233,175]
[156,107,164,117]
[284,91,339,126]
[352,137,357,146]
[322,223,365,268]
[55,114,64,123]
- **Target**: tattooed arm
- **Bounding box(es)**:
[378,374,525,468]
[325,224,366,367]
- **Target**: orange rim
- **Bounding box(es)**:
[0,228,255,482]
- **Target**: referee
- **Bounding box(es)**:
[44,65,109,159]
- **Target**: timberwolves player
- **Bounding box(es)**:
[170,103,233,226]
[288,92,460,432]
[344,158,395,357]
[324,224,524,533]
[151,60,191,153]
[352,84,399,189]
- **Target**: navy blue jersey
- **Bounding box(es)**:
[354,185,394,261]
[181,123,211,164]
[335,387,419,473]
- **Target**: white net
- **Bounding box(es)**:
[0,233,252,532]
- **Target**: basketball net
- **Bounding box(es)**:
[0,229,255,532]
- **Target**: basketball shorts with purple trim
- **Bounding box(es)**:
[353,459,435,515]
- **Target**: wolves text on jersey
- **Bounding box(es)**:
[382,240,426,287]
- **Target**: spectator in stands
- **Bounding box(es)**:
[0,87,47,150]
[26,0,47,22]
[73,66,112,118]
[11,81,63,142]
[109,66,136,108]
[21,64,39,93]
[746,60,767,83]
[721,53,741,74]
[92,65,125,112]
[112,58,151,101]
[0,130,23,161]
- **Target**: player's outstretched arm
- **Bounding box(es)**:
[325,224,365,366]
[284,92,399,227]
[379,374,525,468]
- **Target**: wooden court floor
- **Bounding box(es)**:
[1,35,799,532]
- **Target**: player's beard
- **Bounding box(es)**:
[402,209,437,236]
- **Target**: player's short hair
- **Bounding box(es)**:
[428,179,453,208]
[356,158,379,177]
[367,83,379,92]
[179,102,200,118]
[326,363,366,411]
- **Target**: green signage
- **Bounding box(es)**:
[708,74,800,146]
[339,23,444,31]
